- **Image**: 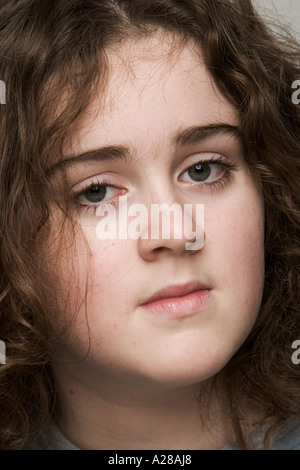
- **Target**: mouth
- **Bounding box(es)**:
[140,281,212,317]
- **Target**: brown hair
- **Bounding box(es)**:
[0,0,300,450]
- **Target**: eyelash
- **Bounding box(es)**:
[72,179,122,215]
[179,156,239,191]
[71,156,239,215]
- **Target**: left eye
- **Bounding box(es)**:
[180,162,225,183]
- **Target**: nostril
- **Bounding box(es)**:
[153,247,165,254]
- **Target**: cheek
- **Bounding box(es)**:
[208,172,264,256]
[196,178,265,358]
[206,177,265,315]
[67,235,133,313]
[212,206,264,266]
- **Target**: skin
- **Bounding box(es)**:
[49,33,265,449]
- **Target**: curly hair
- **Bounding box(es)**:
[0,0,300,450]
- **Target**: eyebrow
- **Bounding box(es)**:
[47,146,131,176]
[47,123,242,176]
[173,123,241,147]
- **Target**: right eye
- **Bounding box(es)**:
[73,179,126,210]
[76,183,118,205]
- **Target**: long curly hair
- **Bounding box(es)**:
[0,0,300,450]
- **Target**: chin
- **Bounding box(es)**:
[135,356,229,390]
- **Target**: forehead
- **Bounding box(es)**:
[64,32,238,156]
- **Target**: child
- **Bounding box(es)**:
[0,0,300,450]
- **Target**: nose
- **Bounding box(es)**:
[137,196,204,262]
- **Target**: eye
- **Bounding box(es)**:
[74,181,123,206]
[180,161,226,184]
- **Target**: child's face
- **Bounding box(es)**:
[51,34,265,389]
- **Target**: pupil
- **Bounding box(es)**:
[188,163,211,182]
[85,185,107,203]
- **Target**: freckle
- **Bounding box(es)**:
[132,341,136,345]
[69,390,75,395]
[113,323,117,328]
[112,243,115,247]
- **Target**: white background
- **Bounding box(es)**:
[255,0,300,38]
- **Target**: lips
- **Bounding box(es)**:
[141,281,211,305]
[140,281,212,317]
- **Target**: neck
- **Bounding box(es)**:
[54,363,236,450]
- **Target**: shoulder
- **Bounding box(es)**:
[271,417,300,450]
[23,424,78,450]
[220,415,300,450]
